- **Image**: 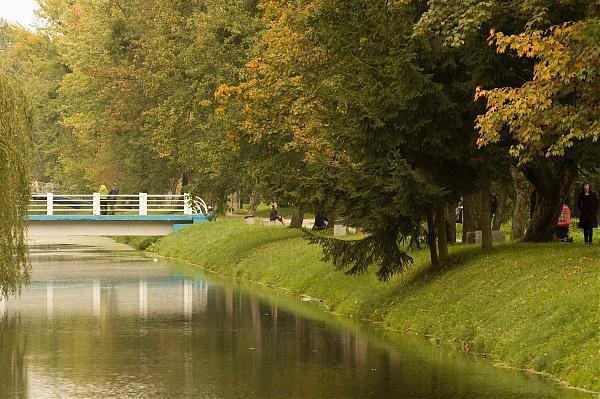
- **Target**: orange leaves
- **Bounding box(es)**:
[476,21,598,163]
[246,58,266,75]
[214,84,233,99]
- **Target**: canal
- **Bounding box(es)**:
[0,237,591,398]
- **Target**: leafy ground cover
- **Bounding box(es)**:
[123,218,599,392]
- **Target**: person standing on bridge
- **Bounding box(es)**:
[108,183,119,215]
[99,184,108,215]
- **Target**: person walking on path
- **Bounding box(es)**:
[577,182,598,245]
[269,203,284,224]
[108,183,119,215]
[99,184,108,215]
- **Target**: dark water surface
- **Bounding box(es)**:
[0,237,592,398]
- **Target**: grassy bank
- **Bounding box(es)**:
[113,236,160,250]
[140,218,598,391]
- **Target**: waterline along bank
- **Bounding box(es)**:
[116,218,600,393]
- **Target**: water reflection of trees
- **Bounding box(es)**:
[2,279,577,398]
[0,314,28,398]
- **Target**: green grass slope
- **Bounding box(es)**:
[113,236,161,250]
[155,218,599,392]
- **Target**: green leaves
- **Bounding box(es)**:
[0,73,31,298]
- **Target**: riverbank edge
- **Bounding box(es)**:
[155,252,597,397]
[113,221,600,394]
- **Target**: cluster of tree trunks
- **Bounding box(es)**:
[522,160,577,242]
[245,159,574,269]
[461,161,576,246]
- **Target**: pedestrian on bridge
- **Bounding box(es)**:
[108,183,119,215]
[99,185,108,215]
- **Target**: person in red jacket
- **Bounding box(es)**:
[556,203,571,242]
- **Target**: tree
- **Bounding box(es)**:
[510,166,532,240]
[216,0,340,227]
[476,19,599,241]
[50,0,181,192]
[133,0,263,204]
[301,0,484,274]
[0,73,31,298]
[0,21,68,182]
[412,0,597,242]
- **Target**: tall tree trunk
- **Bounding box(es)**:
[522,159,577,242]
[480,175,493,251]
[290,206,304,228]
[435,203,449,265]
[312,211,329,230]
[246,191,259,217]
[510,166,531,241]
[446,203,457,244]
[426,207,440,269]
[492,182,509,231]
[462,192,481,244]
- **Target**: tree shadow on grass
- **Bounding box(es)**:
[358,243,527,319]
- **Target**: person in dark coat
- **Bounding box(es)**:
[577,182,598,244]
[269,203,284,224]
[108,183,119,215]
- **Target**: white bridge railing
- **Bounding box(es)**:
[29,193,208,216]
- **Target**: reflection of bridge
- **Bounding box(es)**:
[27,193,210,237]
[0,278,208,319]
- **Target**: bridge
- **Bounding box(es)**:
[27,193,210,237]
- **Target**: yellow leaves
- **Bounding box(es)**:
[477,21,596,163]
[246,58,266,75]
[214,79,260,104]
[214,84,233,99]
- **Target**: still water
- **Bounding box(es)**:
[0,237,592,398]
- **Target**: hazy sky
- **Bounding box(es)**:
[0,0,39,28]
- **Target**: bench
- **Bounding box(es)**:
[465,230,506,244]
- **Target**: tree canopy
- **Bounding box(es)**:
[0,0,597,280]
